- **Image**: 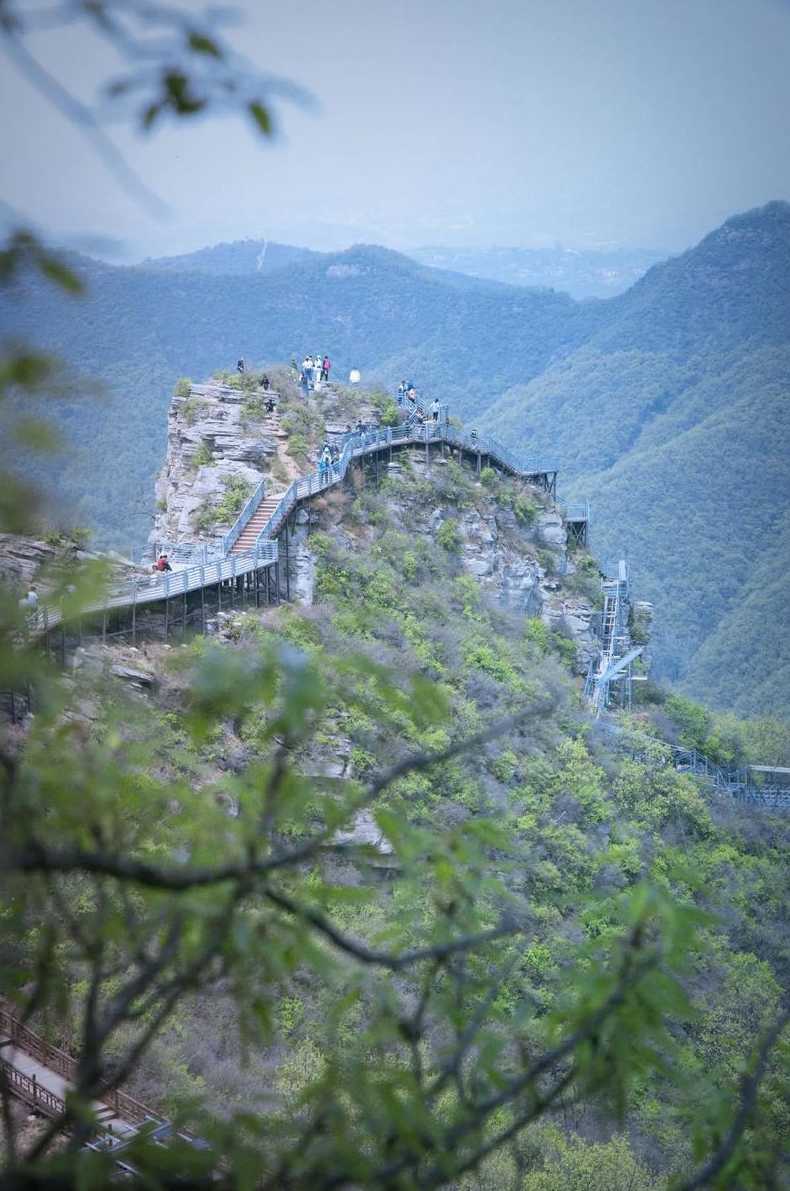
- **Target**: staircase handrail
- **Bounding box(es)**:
[222,477,267,555]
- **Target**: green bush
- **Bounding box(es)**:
[550,631,577,666]
[193,441,213,468]
[525,617,550,653]
[437,518,461,552]
[174,377,192,398]
[288,432,310,463]
[181,397,207,425]
[513,493,539,525]
[379,401,401,427]
[195,474,252,531]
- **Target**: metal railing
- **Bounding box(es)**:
[30,411,562,634]
[221,477,266,554]
[150,541,225,566]
[0,1058,65,1118]
[0,1000,156,1126]
[0,998,208,1168]
[560,501,590,523]
[670,746,790,810]
[112,542,277,608]
[34,543,279,632]
[251,417,559,549]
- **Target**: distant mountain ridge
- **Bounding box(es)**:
[410,244,665,298]
[1,202,788,715]
[136,237,664,300]
[138,238,318,276]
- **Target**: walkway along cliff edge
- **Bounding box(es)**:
[26,410,574,647]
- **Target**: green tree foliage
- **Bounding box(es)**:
[1,458,788,1188]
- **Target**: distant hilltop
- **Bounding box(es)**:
[131,236,666,300]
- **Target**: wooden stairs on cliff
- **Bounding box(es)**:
[231,493,284,554]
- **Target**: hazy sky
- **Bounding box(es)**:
[2,0,790,259]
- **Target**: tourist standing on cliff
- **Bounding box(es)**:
[302,356,313,390]
[19,585,38,615]
[321,354,331,382]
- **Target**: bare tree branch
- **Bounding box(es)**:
[262,884,524,971]
[677,1007,790,1191]
[0,0,312,216]
[2,700,555,892]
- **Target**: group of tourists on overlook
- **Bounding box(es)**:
[396,380,442,424]
[300,353,331,390]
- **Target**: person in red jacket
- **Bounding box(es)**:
[321,354,331,382]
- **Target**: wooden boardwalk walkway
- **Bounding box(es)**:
[0,1000,196,1167]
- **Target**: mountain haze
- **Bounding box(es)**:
[0,244,600,544]
[1,202,788,714]
[140,238,664,299]
[411,244,665,298]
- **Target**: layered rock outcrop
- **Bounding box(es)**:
[152,381,281,545]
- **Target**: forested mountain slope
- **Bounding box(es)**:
[483,202,790,714]
[3,383,788,1186]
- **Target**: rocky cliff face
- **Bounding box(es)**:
[152,380,281,545]
[278,449,600,676]
[150,372,383,549]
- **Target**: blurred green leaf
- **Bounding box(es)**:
[188,32,221,57]
[249,100,273,135]
[12,416,61,451]
[38,255,83,294]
